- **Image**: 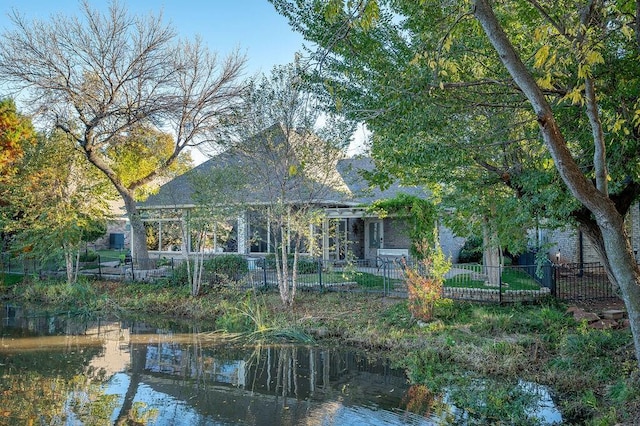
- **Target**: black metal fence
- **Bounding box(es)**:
[553,262,618,301]
[242,258,619,303]
[0,252,176,281]
[1,252,621,303]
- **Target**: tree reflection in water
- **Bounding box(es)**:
[0,304,562,425]
[1,305,426,425]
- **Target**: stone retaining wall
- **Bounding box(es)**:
[443,286,551,303]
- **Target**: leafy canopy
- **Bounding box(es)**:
[270,0,640,242]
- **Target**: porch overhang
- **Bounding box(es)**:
[324,206,375,219]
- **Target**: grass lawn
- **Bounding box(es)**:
[444,268,541,291]
[287,267,542,291]
[295,270,401,289]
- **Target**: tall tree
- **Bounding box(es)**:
[225,63,353,306]
[270,1,640,365]
[6,130,112,284]
[0,1,246,265]
[0,98,36,266]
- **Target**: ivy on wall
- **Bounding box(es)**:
[369,193,438,257]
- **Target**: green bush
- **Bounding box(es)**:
[458,236,482,264]
[165,262,189,286]
[203,255,248,284]
[165,255,249,288]
[78,250,99,262]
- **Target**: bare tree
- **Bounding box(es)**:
[225,63,353,306]
[0,1,246,264]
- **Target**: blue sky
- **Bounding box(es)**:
[0,1,369,156]
[0,0,306,76]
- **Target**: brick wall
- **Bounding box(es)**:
[547,203,640,264]
[383,218,411,249]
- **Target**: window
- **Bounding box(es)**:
[369,222,380,249]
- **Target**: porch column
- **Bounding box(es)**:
[322,218,329,260]
[237,212,247,254]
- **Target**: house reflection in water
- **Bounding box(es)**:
[127,335,413,424]
[1,305,421,424]
[97,320,416,424]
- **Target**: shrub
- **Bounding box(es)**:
[202,255,248,286]
[164,262,187,287]
[78,250,98,262]
[405,240,451,322]
[458,236,482,263]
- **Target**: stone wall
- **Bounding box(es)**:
[92,219,130,250]
[443,287,551,303]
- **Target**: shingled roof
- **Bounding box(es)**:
[140,125,428,210]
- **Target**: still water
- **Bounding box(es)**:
[0,304,434,425]
[0,305,562,425]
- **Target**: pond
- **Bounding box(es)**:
[0,305,562,425]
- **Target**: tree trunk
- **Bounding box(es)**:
[482,218,501,287]
[279,228,291,305]
[598,216,640,370]
[474,0,640,366]
[575,218,619,291]
[84,148,151,265]
[63,247,74,285]
[121,189,150,266]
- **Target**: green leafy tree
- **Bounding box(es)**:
[0,1,246,265]
[270,0,640,365]
[107,125,193,201]
[7,130,113,284]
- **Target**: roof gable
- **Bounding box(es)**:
[141,127,428,210]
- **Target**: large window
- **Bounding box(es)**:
[189,220,237,253]
[145,222,159,251]
[248,209,269,253]
[143,220,183,252]
[328,219,347,260]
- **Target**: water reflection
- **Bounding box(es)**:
[1,305,562,425]
[0,305,430,425]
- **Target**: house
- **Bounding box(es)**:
[138,125,464,264]
[542,203,640,264]
[92,199,130,251]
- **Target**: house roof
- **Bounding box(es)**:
[139,125,428,210]
[336,157,429,204]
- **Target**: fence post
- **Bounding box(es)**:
[549,263,557,297]
[498,265,503,304]
[383,260,388,297]
[318,258,323,292]
[262,258,268,290]
[98,254,102,280]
